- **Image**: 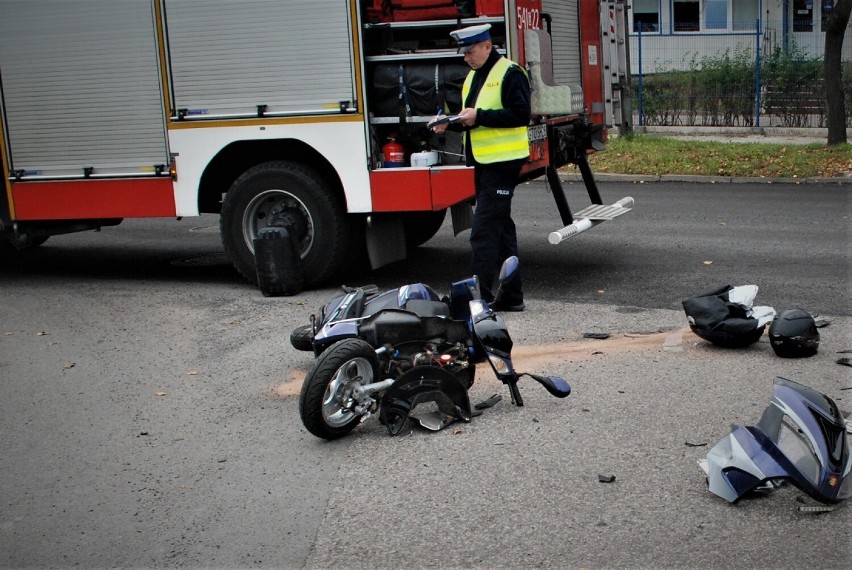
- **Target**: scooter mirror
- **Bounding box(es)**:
[498,256,520,284]
[525,373,571,398]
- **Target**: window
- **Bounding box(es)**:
[732,0,759,31]
[793,0,814,32]
[673,0,700,31]
[705,0,727,29]
[701,0,760,32]
[633,0,660,32]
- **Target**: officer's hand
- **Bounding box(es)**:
[457,107,477,127]
[430,116,448,134]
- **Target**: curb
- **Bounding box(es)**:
[559,171,852,185]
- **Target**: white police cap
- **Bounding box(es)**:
[450,24,492,53]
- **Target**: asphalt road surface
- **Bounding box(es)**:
[1,181,850,569]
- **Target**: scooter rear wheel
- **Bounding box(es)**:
[299,338,381,439]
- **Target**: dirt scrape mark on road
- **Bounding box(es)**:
[512,328,691,369]
[275,370,306,397]
[273,328,695,396]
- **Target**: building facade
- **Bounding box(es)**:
[627,0,852,72]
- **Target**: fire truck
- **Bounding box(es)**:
[0,0,631,288]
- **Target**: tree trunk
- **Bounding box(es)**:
[824,0,852,145]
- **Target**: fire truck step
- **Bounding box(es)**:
[573,197,634,220]
[548,197,634,245]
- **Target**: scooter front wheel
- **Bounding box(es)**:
[299,338,380,440]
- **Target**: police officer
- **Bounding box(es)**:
[431,24,530,311]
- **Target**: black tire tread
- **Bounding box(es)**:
[220,161,348,288]
[290,325,314,351]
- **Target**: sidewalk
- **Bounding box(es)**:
[637,125,843,146]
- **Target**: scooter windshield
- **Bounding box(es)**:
[705,377,851,504]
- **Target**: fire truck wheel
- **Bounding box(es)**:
[221,161,347,287]
[401,210,447,249]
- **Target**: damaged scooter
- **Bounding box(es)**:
[293,257,571,439]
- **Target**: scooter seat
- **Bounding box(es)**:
[403,299,452,318]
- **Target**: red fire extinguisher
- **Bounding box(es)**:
[382,136,406,168]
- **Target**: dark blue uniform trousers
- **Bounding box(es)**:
[470,158,526,304]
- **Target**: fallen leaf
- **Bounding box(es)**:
[186,371,199,376]
[703,260,713,265]
[4,332,13,336]
[62,362,76,370]
[154,391,168,397]
[37,331,49,336]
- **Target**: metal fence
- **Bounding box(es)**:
[630,19,852,128]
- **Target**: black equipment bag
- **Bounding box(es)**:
[370,63,469,119]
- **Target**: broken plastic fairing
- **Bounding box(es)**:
[378,366,472,436]
[705,377,851,504]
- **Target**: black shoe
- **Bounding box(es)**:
[489,301,525,312]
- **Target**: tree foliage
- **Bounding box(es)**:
[825,0,852,145]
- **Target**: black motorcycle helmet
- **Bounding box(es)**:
[768,308,819,358]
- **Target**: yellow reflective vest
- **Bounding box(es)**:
[461,57,530,164]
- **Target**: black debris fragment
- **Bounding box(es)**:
[475,393,502,410]
[584,332,610,340]
[837,357,852,368]
[685,441,707,447]
[598,474,616,483]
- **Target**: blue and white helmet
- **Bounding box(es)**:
[704,377,851,504]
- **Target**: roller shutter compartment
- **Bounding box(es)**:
[164,0,358,119]
[541,1,582,86]
[0,0,169,178]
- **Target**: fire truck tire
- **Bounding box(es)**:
[402,210,447,249]
[221,161,348,288]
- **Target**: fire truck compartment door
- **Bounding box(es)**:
[164,0,358,119]
[369,167,474,212]
[0,1,169,178]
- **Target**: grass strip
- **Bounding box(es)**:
[576,135,851,179]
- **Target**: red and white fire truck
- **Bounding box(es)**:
[0,0,631,287]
